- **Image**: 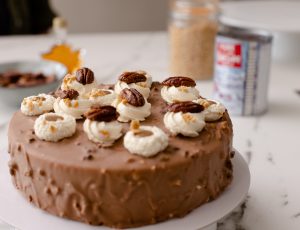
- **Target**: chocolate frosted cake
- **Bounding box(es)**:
[7,68,233,228]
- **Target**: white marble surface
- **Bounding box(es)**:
[0,32,300,230]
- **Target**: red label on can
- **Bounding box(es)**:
[217,43,242,68]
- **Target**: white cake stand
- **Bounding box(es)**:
[0,149,250,230]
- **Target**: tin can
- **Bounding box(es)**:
[213,25,273,116]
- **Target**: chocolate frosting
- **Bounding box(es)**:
[7,82,233,228]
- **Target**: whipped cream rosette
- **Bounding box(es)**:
[164,101,205,137]
[124,120,168,157]
[83,105,123,147]
[113,88,151,122]
[54,89,92,119]
[193,98,226,121]
[61,67,97,95]
[88,88,116,106]
[114,71,152,98]
[21,93,55,116]
[161,76,200,103]
[34,113,76,142]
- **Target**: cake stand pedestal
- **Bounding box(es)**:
[0,149,250,230]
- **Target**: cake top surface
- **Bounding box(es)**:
[9,81,232,170]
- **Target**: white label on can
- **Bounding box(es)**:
[214,37,249,115]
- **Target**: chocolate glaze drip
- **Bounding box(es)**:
[7,83,233,228]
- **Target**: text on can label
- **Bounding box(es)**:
[217,43,242,68]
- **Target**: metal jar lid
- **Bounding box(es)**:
[218,23,273,43]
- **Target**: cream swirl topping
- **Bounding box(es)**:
[113,88,151,122]
[61,73,97,95]
[53,97,92,119]
[164,112,205,137]
[21,94,55,116]
[161,86,200,103]
[163,101,205,137]
[83,120,123,147]
[114,71,152,98]
[161,76,199,103]
[193,98,226,121]
[83,105,123,146]
[124,121,168,157]
[88,88,116,106]
[34,113,76,142]
[114,101,151,122]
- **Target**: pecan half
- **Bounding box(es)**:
[167,101,204,113]
[84,105,119,122]
[119,72,147,84]
[162,76,196,87]
[75,67,94,85]
[119,88,145,107]
[56,89,79,100]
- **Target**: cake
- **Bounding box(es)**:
[7,68,234,228]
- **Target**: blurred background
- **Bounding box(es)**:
[51,0,169,33]
[0,0,168,35]
[0,0,284,35]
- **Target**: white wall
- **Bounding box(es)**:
[50,0,168,33]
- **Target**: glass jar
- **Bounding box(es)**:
[169,0,219,80]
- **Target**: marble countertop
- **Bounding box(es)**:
[0,32,299,230]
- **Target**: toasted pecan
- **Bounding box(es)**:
[162,76,196,87]
[167,101,204,113]
[85,105,118,122]
[119,88,145,107]
[75,67,94,85]
[119,72,147,84]
[56,89,79,100]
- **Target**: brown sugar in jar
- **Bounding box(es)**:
[169,0,219,80]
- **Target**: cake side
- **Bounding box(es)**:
[8,122,232,228]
